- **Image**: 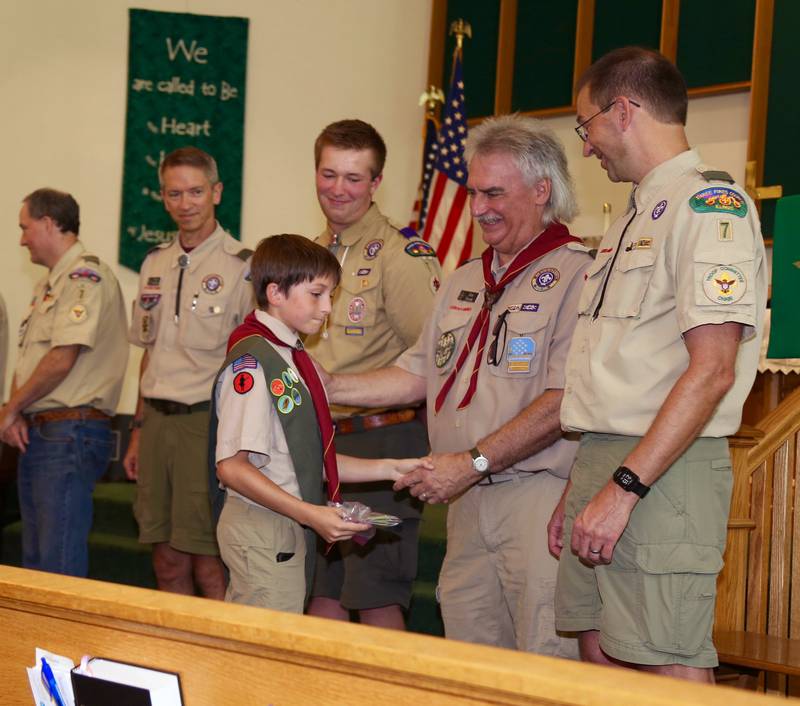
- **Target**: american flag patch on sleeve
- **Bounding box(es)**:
[232,353,258,372]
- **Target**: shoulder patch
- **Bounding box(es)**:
[81,254,100,265]
[700,169,735,184]
[232,353,259,372]
[404,240,437,258]
[236,248,253,261]
[689,187,747,218]
[69,267,101,283]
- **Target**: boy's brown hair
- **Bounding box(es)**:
[251,234,341,308]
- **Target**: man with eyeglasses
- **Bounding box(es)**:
[322,114,591,655]
[551,47,767,682]
[124,146,255,599]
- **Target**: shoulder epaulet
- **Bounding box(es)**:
[566,241,592,255]
[700,169,735,184]
[236,248,253,261]
[457,256,480,270]
[145,242,171,258]
[398,226,418,240]
[81,254,100,265]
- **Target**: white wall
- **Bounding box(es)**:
[0,0,750,412]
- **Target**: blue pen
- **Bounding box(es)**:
[40,657,66,706]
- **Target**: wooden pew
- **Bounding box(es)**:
[0,565,785,706]
[716,387,800,694]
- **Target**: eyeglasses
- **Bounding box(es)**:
[487,309,509,367]
[574,99,640,142]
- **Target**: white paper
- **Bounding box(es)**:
[27,648,76,706]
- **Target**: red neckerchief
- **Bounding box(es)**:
[435,222,580,413]
[228,313,341,503]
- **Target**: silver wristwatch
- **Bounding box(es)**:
[470,446,490,474]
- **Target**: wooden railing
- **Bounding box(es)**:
[716,385,800,694]
[0,565,787,706]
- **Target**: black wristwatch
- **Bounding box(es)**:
[612,466,650,498]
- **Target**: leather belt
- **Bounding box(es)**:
[145,398,210,415]
[336,408,416,435]
[27,406,110,426]
[476,470,541,487]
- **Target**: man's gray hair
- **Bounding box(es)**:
[465,114,578,225]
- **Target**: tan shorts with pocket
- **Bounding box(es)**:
[555,433,732,667]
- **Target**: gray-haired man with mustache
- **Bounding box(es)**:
[322,114,592,655]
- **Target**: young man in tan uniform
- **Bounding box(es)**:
[551,47,767,683]
[305,120,441,629]
[324,115,590,654]
[0,188,128,576]
[124,147,254,598]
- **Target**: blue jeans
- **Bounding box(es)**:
[17,418,113,576]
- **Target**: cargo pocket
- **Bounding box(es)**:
[181,301,227,350]
[635,543,723,656]
[331,276,380,329]
[487,310,550,378]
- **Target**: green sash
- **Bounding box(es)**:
[208,334,325,599]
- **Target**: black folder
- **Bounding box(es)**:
[71,657,183,706]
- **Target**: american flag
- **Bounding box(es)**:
[232,353,258,373]
[409,114,439,232]
[421,54,474,275]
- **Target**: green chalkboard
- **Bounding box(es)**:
[592,0,661,61]
[677,0,755,89]
[442,0,500,119]
[761,0,800,237]
[119,9,248,272]
[511,0,579,112]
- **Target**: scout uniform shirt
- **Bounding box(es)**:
[305,203,441,417]
[397,238,592,479]
[561,149,767,438]
[214,310,319,503]
[130,223,255,405]
[17,241,129,415]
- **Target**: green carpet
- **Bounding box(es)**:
[1,482,447,635]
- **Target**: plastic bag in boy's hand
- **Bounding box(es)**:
[328,501,402,542]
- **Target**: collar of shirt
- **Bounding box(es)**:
[490,230,543,280]
[320,202,382,248]
[254,309,300,348]
[633,148,701,210]
[47,240,86,290]
[169,221,226,273]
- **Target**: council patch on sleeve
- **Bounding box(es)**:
[689,187,747,218]
[702,264,747,304]
[404,240,437,258]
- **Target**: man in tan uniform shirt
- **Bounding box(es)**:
[0,188,128,577]
[324,116,590,654]
[305,120,441,629]
[551,48,767,683]
[124,147,254,598]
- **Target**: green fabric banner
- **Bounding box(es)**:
[767,195,800,358]
[119,9,248,272]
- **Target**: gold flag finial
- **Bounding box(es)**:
[449,19,472,51]
[419,85,445,114]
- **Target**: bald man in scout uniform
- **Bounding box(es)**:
[324,115,590,655]
[0,188,128,577]
[124,146,254,599]
[550,47,767,683]
[305,119,441,630]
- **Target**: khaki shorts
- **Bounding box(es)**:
[217,495,306,612]
[555,434,732,667]
[134,404,219,555]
